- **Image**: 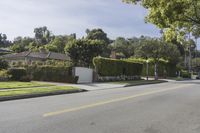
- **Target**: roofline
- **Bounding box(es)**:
[1,51,70,61]
[25,51,32,57]
[47,52,51,58]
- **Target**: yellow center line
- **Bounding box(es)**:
[43,84,191,117]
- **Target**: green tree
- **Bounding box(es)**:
[46,34,76,53]
[0,33,11,48]
[163,43,181,64]
[0,59,9,70]
[86,28,110,43]
[65,39,105,67]
[86,28,111,57]
[46,37,65,53]
[111,37,134,58]
[34,26,53,46]
[11,37,34,52]
[123,0,200,41]
[135,38,180,79]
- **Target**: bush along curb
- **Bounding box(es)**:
[0,89,87,102]
[124,80,168,87]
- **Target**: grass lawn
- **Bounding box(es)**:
[0,81,55,89]
[0,86,80,97]
[0,82,81,100]
[108,80,167,86]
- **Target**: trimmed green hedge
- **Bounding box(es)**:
[0,59,9,70]
[26,66,78,83]
[0,70,11,81]
[127,58,177,77]
[141,62,177,77]
[180,70,191,78]
[93,57,143,76]
[8,68,28,81]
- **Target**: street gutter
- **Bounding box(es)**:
[0,89,87,102]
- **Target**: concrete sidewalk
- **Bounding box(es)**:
[67,83,126,91]
[36,81,126,91]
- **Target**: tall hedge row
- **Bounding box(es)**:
[127,58,177,77]
[26,66,77,83]
[8,68,27,81]
[141,62,177,77]
[93,57,143,76]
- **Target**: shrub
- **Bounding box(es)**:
[0,59,9,70]
[0,70,11,81]
[19,75,32,82]
[27,66,77,83]
[181,70,191,78]
[93,57,143,76]
[8,68,28,81]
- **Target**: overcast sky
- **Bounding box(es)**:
[0,0,162,40]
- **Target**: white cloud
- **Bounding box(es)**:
[0,0,160,40]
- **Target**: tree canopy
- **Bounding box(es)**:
[123,0,200,41]
[135,37,181,79]
[0,33,11,48]
[86,28,110,44]
[65,39,105,67]
[11,37,34,52]
[34,26,53,45]
[111,37,135,58]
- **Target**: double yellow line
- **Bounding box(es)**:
[43,84,191,117]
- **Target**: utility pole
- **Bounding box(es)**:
[195,37,198,66]
[188,32,192,72]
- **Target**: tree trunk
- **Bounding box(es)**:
[184,52,187,68]
[154,63,158,80]
[188,45,192,72]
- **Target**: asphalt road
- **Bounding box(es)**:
[1,80,200,133]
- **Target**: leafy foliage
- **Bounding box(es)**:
[0,33,11,48]
[46,34,75,53]
[127,58,177,77]
[27,66,77,83]
[86,28,110,44]
[34,26,53,45]
[134,37,180,79]
[123,0,200,41]
[111,37,135,58]
[8,68,28,81]
[65,39,106,67]
[86,28,111,57]
[93,57,143,76]
[135,37,181,63]
[180,70,191,78]
[11,37,34,52]
[0,59,9,70]
[0,70,11,81]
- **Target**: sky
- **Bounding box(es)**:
[0,0,162,41]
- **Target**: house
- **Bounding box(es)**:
[0,48,12,56]
[0,51,70,64]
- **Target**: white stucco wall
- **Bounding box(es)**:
[74,67,93,83]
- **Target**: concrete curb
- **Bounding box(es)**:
[0,89,87,102]
[124,80,168,87]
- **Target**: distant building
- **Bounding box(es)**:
[0,51,70,64]
[110,51,117,59]
[110,51,126,59]
[0,48,12,56]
